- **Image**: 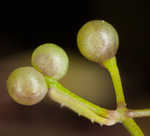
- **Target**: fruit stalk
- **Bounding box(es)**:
[102,57,126,107]
[45,76,116,126]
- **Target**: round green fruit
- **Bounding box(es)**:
[7,67,48,105]
[32,43,69,80]
[77,20,119,63]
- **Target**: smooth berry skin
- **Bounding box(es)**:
[7,67,48,106]
[77,20,119,63]
[32,43,69,80]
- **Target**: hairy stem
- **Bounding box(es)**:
[123,118,144,136]
[102,57,126,107]
[45,76,116,125]
[128,109,150,118]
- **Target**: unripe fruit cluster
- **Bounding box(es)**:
[7,20,119,106]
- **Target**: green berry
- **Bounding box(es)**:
[77,20,119,63]
[7,67,48,105]
[31,43,69,80]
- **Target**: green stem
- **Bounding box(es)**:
[123,118,144,136]
[102,57,126,107]
[128,109,150,118]
[45,76,116,126]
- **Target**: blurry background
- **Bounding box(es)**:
[0,0,150,136]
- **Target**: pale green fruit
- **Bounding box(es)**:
[32,43,69,80]
[77,20,119,63]
[7,66,48,105]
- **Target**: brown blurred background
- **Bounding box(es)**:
[0,0,150,136]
